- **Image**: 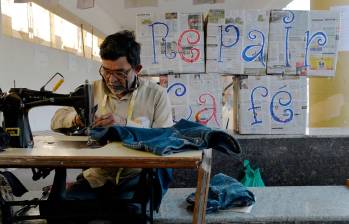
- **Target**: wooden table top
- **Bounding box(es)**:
[0,136,203,169]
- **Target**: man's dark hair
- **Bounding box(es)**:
[99,30,141,68]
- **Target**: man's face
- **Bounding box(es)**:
[100,57,137,96]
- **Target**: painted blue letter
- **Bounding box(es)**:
[218,24,240,62]
[270,90,293,123]
[242,30,266,66]
[282,11,295,67]
[304,31,327,68]
[167,83,192,122]
[149,22,176,64]
[249,86,268,125]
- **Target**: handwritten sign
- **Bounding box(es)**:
[206,9,270,75]
[136,12,205,75]
[267,10,340,76]
[137,10,339,77]
[237,75,307,134]
[206,9,340,76]
[164,74,223,128]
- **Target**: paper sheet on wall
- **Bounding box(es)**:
[267,10,308,75]
[206,9,269,75]
[330,5,349,52]
[136,12,205,75]
[243,10,270,75]
[206,9,244,74]
[165,74,223,128]
[237,75,307,134]
[267,10,340,77]
[307,11,340,76]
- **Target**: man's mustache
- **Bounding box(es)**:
[108,81,124,87]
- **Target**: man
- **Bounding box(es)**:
[51,30,173,198]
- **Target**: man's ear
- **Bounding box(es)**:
[134,65,143,74]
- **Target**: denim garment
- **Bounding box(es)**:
[186,173,255,213]
[90,119,241,156]
[153,168,173,211]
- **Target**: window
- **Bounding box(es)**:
[0,0,104,61]
[32,3,50,43]
[53,15,81,54]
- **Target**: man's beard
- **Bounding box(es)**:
[106,82,127,96]
[105,74,136,96]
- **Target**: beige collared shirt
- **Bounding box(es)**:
[51,78,173,188]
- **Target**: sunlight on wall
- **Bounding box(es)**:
[284,0,310,10]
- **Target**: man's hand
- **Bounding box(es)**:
[93,113,116,127]
[73,115,84,128]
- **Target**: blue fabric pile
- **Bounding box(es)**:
[186,173,255,213]
[90,119,241,156]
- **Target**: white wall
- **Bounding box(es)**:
[59,0,121,35]
[0,4,103,131]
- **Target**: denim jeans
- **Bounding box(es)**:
[186,173,255,213]
[90,119,241,156]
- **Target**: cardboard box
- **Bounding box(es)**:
[163,73,224,128]
[267,10,340,77]
[237,75,307,134]
[206,9,270,75]
[136,12,205,75]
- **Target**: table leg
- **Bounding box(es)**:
[193,148,212,224]
[48,168,67,200]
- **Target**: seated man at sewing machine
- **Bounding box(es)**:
[51,30,173,200]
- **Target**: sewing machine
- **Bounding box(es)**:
[0,81,93,148]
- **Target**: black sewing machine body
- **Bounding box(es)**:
[0,84,93,148]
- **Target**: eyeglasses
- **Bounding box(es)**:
[99,66,132,80]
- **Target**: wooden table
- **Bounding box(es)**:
[0,136,212,224]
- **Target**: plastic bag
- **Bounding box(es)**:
[240,160,265,187]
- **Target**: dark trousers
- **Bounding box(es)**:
[41,171,145,224]
[65,173,141,200]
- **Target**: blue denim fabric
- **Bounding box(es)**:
[153,168,173,211]
[90,119,241,156]
[186,173,255,213]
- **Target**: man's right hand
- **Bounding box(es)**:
[93,113,117,128]
[73,115,84,128]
